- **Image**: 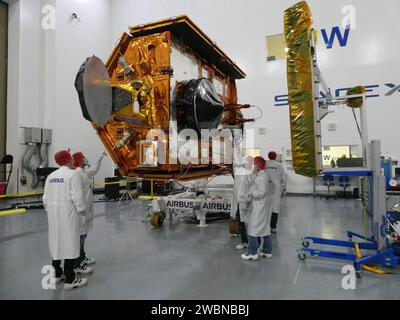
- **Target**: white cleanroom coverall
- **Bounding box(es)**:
[246,169,275,237]
[230,140,254,222]
[43,166,87,260]
[231,164,255,223]
[75,156,103,235]
[266,159,286,213]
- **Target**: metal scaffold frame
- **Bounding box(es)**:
[297,29,400,277]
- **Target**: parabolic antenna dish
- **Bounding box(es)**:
[75,55,112,126]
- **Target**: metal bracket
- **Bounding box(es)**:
[160,66,174,76]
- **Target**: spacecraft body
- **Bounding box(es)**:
[76,15,248,180]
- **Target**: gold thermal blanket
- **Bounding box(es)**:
[284,1,317,177]
[346,86,365,108]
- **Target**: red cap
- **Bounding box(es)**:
[72,152,84,169]
[245,155,254,163]
[55,150,72,166]
[268,151,277,160]
[254,156,267,170]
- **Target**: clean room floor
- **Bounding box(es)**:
[0,195,399,300]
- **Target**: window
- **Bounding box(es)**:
[265,33,287,61]
[322,145,361,168]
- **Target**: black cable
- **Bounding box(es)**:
[351,107,362,140]
[172,162,192,182]
[253,105,263,120]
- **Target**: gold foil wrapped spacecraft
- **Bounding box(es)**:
[89,16,244,178]
[284,1,317,177]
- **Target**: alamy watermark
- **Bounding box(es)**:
[342,5,356,30]
[341,265,356,290]
[141,123,256,167]
[41,5,56,30]
[41,265,56,290]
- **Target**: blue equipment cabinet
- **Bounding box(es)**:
[381,159,392,190]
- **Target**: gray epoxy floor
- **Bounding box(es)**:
[0,195,399,300]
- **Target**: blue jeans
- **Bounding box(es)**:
[248,235,272,255]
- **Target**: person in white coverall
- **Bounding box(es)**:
[266,151,287,233]
[43,150,89,290]
[241,156,275,261]
[72,151,106,273]
[230,155,255,250]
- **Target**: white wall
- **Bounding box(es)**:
[48,0,114,188]
[6,0,115,194]
[7,0,400,194]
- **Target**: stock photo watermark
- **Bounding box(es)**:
[142,124,256,166]
[341,5,356,30]
[341,265,356,290]
[41,5,55,30]
[41,265,56,290]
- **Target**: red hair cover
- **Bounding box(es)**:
[254,156,267,170]
[268,151,277,160]
[72,152,84,169]
[55,150,72,166]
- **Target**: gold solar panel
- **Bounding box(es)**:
[284,1,318,177]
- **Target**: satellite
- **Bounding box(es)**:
[75,15,254,180]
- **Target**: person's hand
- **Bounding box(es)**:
[97,151,107,164]
[78,210,86,217]
[80,215,87,225]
